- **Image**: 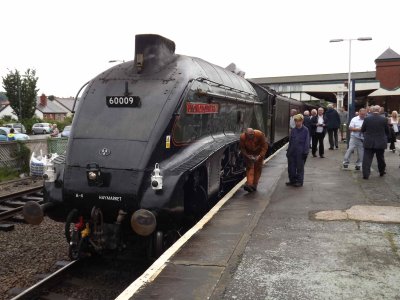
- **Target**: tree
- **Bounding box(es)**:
[2,69,39,120]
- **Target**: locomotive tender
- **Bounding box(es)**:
[23,34,309,258]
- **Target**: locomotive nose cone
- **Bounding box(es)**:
[22,201,44,225]
[131,209,156,236]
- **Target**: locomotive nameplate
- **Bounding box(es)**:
[186,102,219,114]
[106,96,141,107]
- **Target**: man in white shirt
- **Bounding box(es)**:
[342,108,366,170]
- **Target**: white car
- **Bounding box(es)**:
[4,123,27,133]
[0,127,30,141]
[31,123,51,135]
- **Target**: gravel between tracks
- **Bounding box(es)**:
[0,217,69,300]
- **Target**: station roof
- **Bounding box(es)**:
[249,71,376,85]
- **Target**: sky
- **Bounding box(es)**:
[1,0,399,97]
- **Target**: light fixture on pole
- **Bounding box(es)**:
[17,74,29,121]
[329,37,372,115]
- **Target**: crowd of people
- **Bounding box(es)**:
[240,104,399,192]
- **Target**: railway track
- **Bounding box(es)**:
[11,256,150,300]
[0,180,43,223]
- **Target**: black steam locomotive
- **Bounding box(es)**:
[23,34,310,259]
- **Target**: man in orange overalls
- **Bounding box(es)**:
[239,128,268,192]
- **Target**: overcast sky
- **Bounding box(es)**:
[1,0,399,97]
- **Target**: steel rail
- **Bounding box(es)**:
[10,260,78,300]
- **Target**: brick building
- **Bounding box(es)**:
[367,48,400,112]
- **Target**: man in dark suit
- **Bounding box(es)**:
[361,105,389,179]
[325,104,341,149]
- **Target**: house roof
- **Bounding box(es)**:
[375,48,400,62]
[36,98,69,114]
[54,97,75,112]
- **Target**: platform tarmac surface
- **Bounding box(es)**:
[127,141,400,300]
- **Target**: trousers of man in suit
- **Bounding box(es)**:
[327,128,339,149]
[362,149,386,178]
[361,112,389,179]
[312,132,325,157]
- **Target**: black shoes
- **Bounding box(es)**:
[320,155,325,158]
[328,148,334,150]
[244,184,257,192]
[343,164,348,169]
[380,171,386,177]
[335,146,339,149]
[312,153,317,157]
[363,176,369,180]
[286,182,303,187]
[355,166,360,171]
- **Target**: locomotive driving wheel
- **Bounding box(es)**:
[65,209,79,243]
[147,230,181,260]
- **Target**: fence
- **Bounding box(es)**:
[0,138,68,169]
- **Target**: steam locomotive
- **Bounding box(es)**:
[23,34,310,259]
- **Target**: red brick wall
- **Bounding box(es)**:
[375,60,400,90]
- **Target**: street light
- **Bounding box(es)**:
[329,37,372,113]
[16,74,30,121]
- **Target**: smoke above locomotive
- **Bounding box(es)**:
[23,34,265,259]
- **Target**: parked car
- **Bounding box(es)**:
[61,125,71,138]
[0,127,30,141]
[31,123,51,135]
[4,123,27,133]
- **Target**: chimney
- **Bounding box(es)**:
[40,94,47,106]
[134,34,176,73]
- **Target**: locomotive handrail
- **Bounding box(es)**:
[197,90,263,106]
[72,81,91,113]
[197,77,255,97]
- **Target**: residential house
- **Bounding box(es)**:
[35,94,69,121]
[53,97,76,117]
[0,104,17,119]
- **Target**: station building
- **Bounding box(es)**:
[250,48,400,113]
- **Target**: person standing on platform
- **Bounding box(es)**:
[311,107,327,158]
[303,110,312,142]
[388,110,399,153]
[309,109,317,148]
[289,109,297,133]
[240,128,268,192]
[339,107,348,142]
[361,105,389,179]
[325,104,341,149]
[342,108,366,170]
[286,114,309,187]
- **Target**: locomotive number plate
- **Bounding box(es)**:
[106,96,141,107]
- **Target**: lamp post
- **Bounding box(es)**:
[330,37,372,147]
[18,76,21,121]
[16,74,29,121]
[329,37,372,114]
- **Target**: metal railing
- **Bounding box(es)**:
[0,138,68,169]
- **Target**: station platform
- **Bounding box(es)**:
[118,140,400,300]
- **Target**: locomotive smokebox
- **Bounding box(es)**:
[134,34,176,73]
